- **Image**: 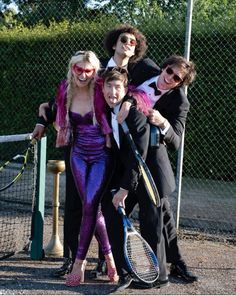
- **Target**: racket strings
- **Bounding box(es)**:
[126,234,159,282]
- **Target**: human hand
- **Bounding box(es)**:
[116,101,132,124]
[106,134,112,148]
[39,102,50,121]
[32,124,46,140]
[112,188,128,210]
[148,109,166,127]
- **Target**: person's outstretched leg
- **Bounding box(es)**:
[94,207,118,283]
[67,151,113,286]
[162,197,198,282]
[53,146,81,277]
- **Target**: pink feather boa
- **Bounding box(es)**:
[54,78,151,147]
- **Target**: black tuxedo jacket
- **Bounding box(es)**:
[128,57,160,86]
[146,87,190,199]
[129,58,190,199]
[107,103,150,193]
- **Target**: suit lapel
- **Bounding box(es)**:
[153,89,173,110]
[107,106,121,150]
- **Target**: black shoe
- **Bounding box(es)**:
[89,259,107,279]
[170,261,198,282]
[154,278,169,288]
[52,258,73,277]
[111,274,133,292]
[132,278,169,289]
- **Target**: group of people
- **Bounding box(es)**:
[32,24,197,292]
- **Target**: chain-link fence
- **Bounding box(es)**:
[0,0,235,240]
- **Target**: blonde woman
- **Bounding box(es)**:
[33,51,118,286]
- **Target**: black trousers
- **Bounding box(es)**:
[126,193,183,266]
[162,196,182,264]
[63,146,82,261]
[102,185,167,280]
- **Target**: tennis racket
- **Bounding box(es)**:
[121,121,160,207]
[118,204,159,284]
[0,138,37,192]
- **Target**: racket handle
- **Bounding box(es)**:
[118,205,126,216]
[110,189,118,196]
[111,189,125,215]
[30,138,37,145]
[120,121,129,134]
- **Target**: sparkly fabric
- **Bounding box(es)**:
[70,111,112,260]
[55,80,112,147]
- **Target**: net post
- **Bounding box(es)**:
[30,137,47,260]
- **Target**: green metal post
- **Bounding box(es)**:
[30,137,47,260]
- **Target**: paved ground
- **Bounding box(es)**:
[1,171,236,294]
[0,218,236,295]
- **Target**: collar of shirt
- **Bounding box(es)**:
[107,57,117,68]
[106,57,128,69]
[137,76,168,107]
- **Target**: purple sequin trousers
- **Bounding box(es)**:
[70,111,112,260]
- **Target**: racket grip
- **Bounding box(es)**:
[111,189,125,215]
[110,189,118,196]
[120,121,129,134]
[118,205,126,215]
[30,138,37,145]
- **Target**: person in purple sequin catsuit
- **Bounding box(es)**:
[34,51,119,286]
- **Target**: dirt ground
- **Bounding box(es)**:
[0,215,236,295]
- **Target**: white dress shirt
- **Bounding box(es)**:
[106,57,118,68]
[106,57,128,70]
[137,76,170,134]
[111,104,121,148]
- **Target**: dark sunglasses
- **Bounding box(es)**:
[72,64,95,76]
[166,67,183,83]
[120,35,137,47]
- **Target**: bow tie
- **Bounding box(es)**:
[148,82,162,96]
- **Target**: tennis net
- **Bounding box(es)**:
[0,133,37,259]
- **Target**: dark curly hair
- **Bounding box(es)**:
[104,24,147,63]
[160,55,196,87]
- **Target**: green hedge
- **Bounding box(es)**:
[0,19,235,181]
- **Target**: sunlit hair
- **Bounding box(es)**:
[66,50,100,120]
[101,67,129,87]
[104,24,147,63]
[160,55,196,87]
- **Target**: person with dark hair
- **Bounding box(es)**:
[36,26,198,285]
[99,67,164,292]
[120,55,198,288]
[103,23,147,65]
[91,24,151,276]
[35,23,150,278]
